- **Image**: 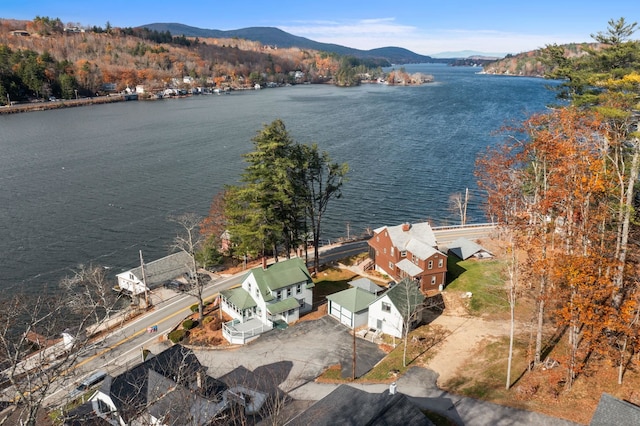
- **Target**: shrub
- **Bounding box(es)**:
[202,316,213,325]
[182,319,198,330]
[168,329,188,344]
[190,304,199,312]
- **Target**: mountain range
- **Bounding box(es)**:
[140,23,454,65]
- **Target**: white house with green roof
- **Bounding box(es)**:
[220,258,314,344]
[326,287,378,329]
[367,278,425,339]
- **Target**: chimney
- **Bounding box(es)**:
[389,382,397,395]
[401,223,411,232]
[196,371,202,389]
[262,257,268,270]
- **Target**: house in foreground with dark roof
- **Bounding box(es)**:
[367,278,425,339]
[220,258,314,344]
[590,393,640,426]
[85,345,230,425]
[285,383,433,425]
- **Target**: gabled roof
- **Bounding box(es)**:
[396,259,424,277]
[249,258,312,297]
[146,371,227,426]
[590,393,640,426]
[286,384,433,425]
[374,222,443,260]
[266,297,301,315]
[95,345,226,424]
[221,287,257,310]
[118,251,193,286]
[382,278,425,319]
[327,287,378,313]
[448,237,493,260]
[348,277,384,294]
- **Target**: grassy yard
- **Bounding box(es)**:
[445,257,508,315]
[312,267,357,306]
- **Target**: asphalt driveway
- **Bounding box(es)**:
[194,316,386,390]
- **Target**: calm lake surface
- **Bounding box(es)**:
[0,64,556,295]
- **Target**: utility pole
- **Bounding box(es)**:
[139,250,150,308]
[352,327,357,380]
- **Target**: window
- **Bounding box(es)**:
[287,287,292,297]
[400,250,407,257]
[255,288,259,298]
[382,302,391,313]
[391,247,394,256]
[276,290,281,300]
[376,236,379,242]
[438,258,444,268]
[383,248,386,254]
[247,282,252,292]
[412,254,418,264]
[296,284,302,294]
[428,260,433,269]
[389,261,394,270]
[288,309,295,316]
[431,276,437,285]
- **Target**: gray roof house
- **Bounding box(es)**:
[447,237,493,260]
[348,277,385,295]
[116,251,193,295]
[89,345,229,425]
[327,287,378,329]
[590,393,640,426]
[286,384,433,425]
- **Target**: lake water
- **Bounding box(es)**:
[0,64,556,295]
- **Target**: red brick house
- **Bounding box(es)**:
[368,222,447,293]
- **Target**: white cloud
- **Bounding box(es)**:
[280,18,589,56]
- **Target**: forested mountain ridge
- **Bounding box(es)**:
[140,23,439,64]
[482,43,603,77]
[0,17,390,105]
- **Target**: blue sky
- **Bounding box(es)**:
[2,1,638,55]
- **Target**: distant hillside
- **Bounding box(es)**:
[140,23,440,65]
[482,43,600,77]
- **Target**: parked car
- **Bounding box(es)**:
[68,370,107,400]
[163,280,187,292]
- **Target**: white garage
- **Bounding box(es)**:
[326,287,377,329]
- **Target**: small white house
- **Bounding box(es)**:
[220,258,314,343]
[367,278,425,339]
[116,251,193,295]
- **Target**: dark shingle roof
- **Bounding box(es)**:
[385,278,425,319]
[98,345,226,423]
[590,393,640,426]
[286,384,433,425]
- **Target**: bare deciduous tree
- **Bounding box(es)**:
[171,213,206,322]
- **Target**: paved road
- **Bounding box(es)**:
[44,271,246,406]
[432,224,497,247]
[42,226,497,407]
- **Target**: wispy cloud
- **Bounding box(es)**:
[280,18,588,55]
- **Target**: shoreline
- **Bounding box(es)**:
[0,95,131,115]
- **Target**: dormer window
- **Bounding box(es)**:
[400,250,407,257]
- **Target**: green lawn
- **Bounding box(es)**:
[446,257,508,314]
[312,267,356,306]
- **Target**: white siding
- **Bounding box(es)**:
[367,295,404,338]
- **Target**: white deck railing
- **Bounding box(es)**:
[222,320,269,345]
